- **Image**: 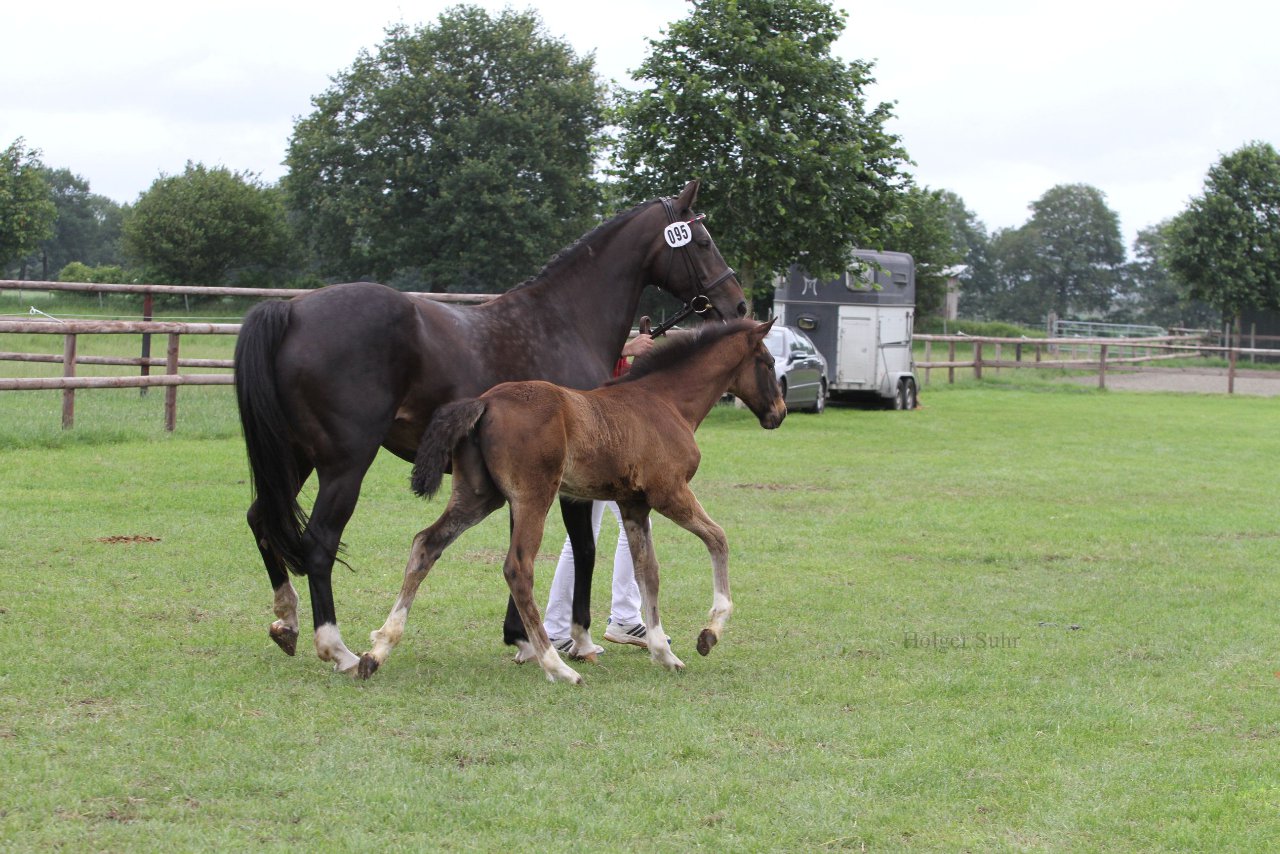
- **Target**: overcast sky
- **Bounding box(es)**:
[6,1,1278,249]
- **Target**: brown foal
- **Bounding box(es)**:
[358,318,785,684]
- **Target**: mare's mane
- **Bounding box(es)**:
[506,199,658,294]
[610,319,755,385]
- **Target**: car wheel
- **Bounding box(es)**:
[811,379,826,414]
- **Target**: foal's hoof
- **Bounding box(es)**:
[356,653,380,680]
[269,624,298,657]
[696,629,718,657]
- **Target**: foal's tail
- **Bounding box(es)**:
[411,399,488,500]
[234,300,308,574]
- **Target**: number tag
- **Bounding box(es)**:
[663,222,693,248]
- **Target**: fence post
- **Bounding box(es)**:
[924,338,932,385]
[140,293,153,397]
[1098,343,1108,389]
[973,341,983,380]
[948,340,956,384]
[62,333,77,429]
[165,333,180,431]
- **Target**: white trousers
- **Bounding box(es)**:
[542,501,644,638]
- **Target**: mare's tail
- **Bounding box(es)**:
[234,300,308,574]
[411,399,488,499]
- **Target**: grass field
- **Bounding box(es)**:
[2,369,1279,849]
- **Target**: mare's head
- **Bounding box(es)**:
[644,180,748,322]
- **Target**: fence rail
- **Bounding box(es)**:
[7,280,1280,428]
[915,331,1280,393]
[0,280,493,431]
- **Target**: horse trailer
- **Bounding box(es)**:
[774,250,918,409]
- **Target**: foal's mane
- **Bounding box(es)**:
[610,319,756,385]
[506,199,659,293]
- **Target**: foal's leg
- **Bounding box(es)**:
[507,497,599,662]
[505,498,583,684]
[655,487,731,656]
[358,476,504,679]
[617,503,684,672]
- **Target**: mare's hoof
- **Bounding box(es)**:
[356,653,380,680]
[696,629,717,657]
[270,624,299,657]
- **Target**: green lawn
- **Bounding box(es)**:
[1,380,1278,850]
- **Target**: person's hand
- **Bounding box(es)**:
[622,333,654,359]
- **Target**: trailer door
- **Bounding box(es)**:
[837,308,876,388]
[878,309,913,376]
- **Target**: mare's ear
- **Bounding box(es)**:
[676,179,701,211]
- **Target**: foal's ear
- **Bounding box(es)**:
[750,317,776,343]
[676,179,701,210]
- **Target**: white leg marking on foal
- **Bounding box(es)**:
[648,622,685,671]
[314,623,360,673]
[710,592,732,620]
[367,606,409,666]
[537,647,583,684]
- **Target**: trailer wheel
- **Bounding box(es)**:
[893,380,907,410]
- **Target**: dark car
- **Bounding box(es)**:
[764,325,828,413]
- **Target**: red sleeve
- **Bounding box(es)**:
[613,357,629,378]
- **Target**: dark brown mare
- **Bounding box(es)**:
[356,318,785,684]
[233,181,747,673]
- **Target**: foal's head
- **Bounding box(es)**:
[727,318,787,430]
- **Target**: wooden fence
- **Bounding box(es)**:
[7,279,1280,428]
[915,332,1280,393]
[0,280,491,430]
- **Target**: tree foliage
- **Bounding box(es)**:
[284,7,605,291]
[612,0,909,302]
[1123,221,1216,329]
[122,163,292,286]
[965,184,1124,325]
[887,187,965,317]
[1025,183,1125,318]
[1165,141,1280,321]
[20,167,125,280]
[0,138,57,269]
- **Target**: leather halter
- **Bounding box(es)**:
[650,197,738,338]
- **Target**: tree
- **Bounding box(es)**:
[0,138,57,270]
[982,225,1044,325]
[1165,141,1280,325]
[1025,183,1125,318]
[1124,220,1216,329]
[122,163,292,285]
[975,184,1124,325]
[887,187,965,317]
[284,7,605,291]
[612,0,909,306]
[19,168,125,280]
